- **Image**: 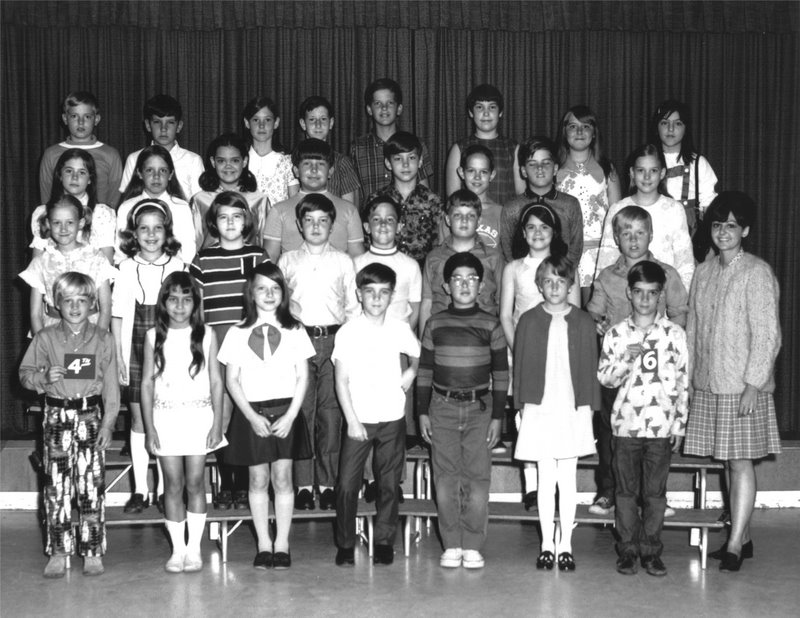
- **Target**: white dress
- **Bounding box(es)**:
[152,325,225,456]
[514,307,596,461]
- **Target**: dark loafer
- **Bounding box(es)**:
[616,554,638,575]
[536,551,555,570]
[214,490,233,510]
[336,547,355,566]
[253,551,273,569]
[720,551,744,572]
[710,540,753,561]
[557,552,576,571]
[522,491,538,511]
[273,551,291,570]
[641,555,667,576]
[319,488,336,511]
[373,544,394,565]
[294,489,315,510]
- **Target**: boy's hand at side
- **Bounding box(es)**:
[96,425,114,450]
[347,419,368,442]
[44,365,66,384]
[419,414,432,444]
[118,358,128,386]
[624,343,644,361]
[486,419,501,449]
[670,435,683,453]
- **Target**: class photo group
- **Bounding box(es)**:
[2,0,796,597]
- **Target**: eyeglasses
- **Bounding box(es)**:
[450,275,481,286]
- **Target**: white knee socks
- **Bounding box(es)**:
[537,459,557,553]
[186,511,206,555]
[130,431,149,498]
[556,457,578,554]
[524,464,538,493]
[165,519,186,557]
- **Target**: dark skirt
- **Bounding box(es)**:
[225,398,312,465]
[128,302,156,403]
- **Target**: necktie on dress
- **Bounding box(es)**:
[247,324,281,359]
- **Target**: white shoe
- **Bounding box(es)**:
[165,552,185,573]
[462,549,485,569]
[440,548,463,568]
[664,505,676,518]
[183,550,203,573]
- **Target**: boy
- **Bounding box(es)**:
[297,96,360,205]
[597,261,689,577]
[452,144,503,249]
[417,252,508,569]
[499,136,583,264]
[587,206,688,516]
[39,91,123,207]
[118,94,205,200]
[264,138,364,262]
[332,263,420,566]
[445,84,525,206]
[19,272,120,578]
[350,78,435,201]
[366,131,444,265]
[420,189,504,334]
[278,194,359,511]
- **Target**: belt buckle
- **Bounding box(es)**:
[312,325,327,338]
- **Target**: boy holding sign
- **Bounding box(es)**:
[19,272,120,578]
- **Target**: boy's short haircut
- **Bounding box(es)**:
[627,260,666,291]
[443,251,484,283]
[446,189,482,217]
[383,131,421,158]
[460,144,495,171]
[144,94,182,122]
[295,193,336,223]
[53,271,97,306]
[292,138,333,166]
[356,262,397,290]
[466,84,504,113]
[361,194,400,223]
[63,91,99,113]
[705,191,755,230]
[518,136,557,167]
[613,205,653,235]
[535,254,575,285]
[298,95,334,120]
[364,78,403,107]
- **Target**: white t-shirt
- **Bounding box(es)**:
[353,249,422,323]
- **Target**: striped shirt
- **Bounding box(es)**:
[417,305,509,419]
[189,245,268,326]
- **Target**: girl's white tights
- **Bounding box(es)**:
[537,456,578,554]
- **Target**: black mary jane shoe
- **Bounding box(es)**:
[719,551,744,572]
[710,540,753,561]
[273,551,291,570]
[536,551,555,570]
[253,551,273,570]
[557,552,576,572]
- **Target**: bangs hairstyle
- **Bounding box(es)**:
[242,96,286,153]
[627,260,666,291]
[53,271,97,306]
[447,188,482,216]
[535,254,575,285]
[443,251,484,282]
[705,191,756,230]
[240,261,300,330]
[40,194,91,240]
[62,91,99,113]
[612,205,653,235]
[295,193,336,223]
[144,94,182,122]
[361,194,400,223]
[364,78,403,106]
[153,272,205,380]
[120,144,187,203]
[648,99,697,164]
[298,95,334,120]
[518,136,557,167]
[512,204,567,260]
[292,138,333,166]
[356,262,397,289]
[384,131,421,158]
[48,148,99,208]
[205,191,254,240]
[625,144,667,196]
[460,144,495,171]
[199,133,257,193]
[466,84,504,112]
[119,198,181,258]
[557,105,613,178]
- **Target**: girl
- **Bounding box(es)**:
[192,133,269,249]
[190,191,269,510]
[30,149,116,262]
[596,144,694,292]
[116,145,196,264]
[684,192,781,573]
[112,200,184,514]
[217,262,313,570]
[20,194,115,334]
[141,272,225,574]
[555,105,622,303]
[242,96,299,205]
[513,255,600,571]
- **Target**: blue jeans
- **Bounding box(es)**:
[429,393,492,551]
[612,436,671,558]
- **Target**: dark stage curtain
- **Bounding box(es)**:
[2,1,798,435]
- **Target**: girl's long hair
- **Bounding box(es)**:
[120,145,187,203]
[557,104,614,178]
[48,148,99,210]
[239,261,300,330]
[199,133,258,193]
[625,143,668,197]
[648,99,697,165]
[511,203,567,261]
[153,272,205,380]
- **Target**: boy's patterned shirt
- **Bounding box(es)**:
[349,132,435,199]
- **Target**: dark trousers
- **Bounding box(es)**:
[335,418,405,548]
[593,386,618,500]
[612,436,672,558]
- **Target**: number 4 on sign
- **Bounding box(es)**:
[63,354,95,379]
[68,357,91,374]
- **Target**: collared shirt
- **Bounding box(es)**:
[39,140,123,207]
[119,142,205,200]
[349,132,435,200]
[328,150,361,198]
[278,242,359,326]
[19,320,120,416]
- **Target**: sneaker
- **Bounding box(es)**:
[522,491,537,511]
[43,555,68,578]
[165,552,185,573]
[214,490,233,510]
[440,548,463,568]
[616,554,638,575]
[82,556,104,576]
[642,555,667,576]
[123,493,149,514]
[183,550,203,573]
[588,496,614,515]
[664,504,676,518]
[491,441,507,454]
[462,549,485,569]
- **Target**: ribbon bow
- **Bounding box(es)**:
[248,324,281,360]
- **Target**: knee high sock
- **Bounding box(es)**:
[556,457,578,554]
[248,490,271,552]
[165,519,186,557]
[186,511,207,555]
[524,463,538,493]
[537,459,557,553]
[156,459,165,497]
[130,431,149,498]
[273,493,294,553]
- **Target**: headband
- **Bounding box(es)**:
[520,203,556,225]
[131,199,168,221]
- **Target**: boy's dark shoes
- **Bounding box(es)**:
[557,552,576,571]
[319,488,335,510]
[397,485,405,504]
[253,551,273,569]
[119,441,131,457]
[233,490,249,510]
[718,509,732,526]
[406,435,425,450]
[364,481,377,503]
[335,547,355,566]
[616,554,638,575]
[710,540,753,561]
[123,493,149,514]
[214,490,233,510]
[273,551,291,570]
[535,551,554,570]
[295,489,315,510]
[522,491,537,511]
[156,494,165,514]
[588,495,614,515]
[719,551,744,572]
[641,555,667,577]
[373,544,394,565]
